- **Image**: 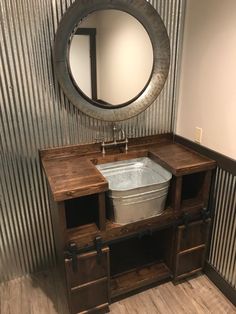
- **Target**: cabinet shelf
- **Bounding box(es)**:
[181,198,204,213]
[67,223,99,243]
[111,261,171,299]
[66,209,175,248]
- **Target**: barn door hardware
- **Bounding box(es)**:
[65,242,78,272]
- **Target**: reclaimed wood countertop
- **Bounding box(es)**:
[40,134,216,202]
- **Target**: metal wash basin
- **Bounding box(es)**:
[96,157,172,225]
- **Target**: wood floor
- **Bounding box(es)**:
[0,272,235,314]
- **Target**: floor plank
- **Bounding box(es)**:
[0,272,235,314]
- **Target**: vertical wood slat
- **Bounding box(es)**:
[98,193,106,231]
[200,170,212,209]
[171,176,182,211]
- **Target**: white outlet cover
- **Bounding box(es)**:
[195,127,202,144]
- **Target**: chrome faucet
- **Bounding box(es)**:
[101,124,128,155]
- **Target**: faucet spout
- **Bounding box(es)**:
[101,124,128,155]
[113,123,126,142]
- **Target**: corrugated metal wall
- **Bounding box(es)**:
[208,168,236,289]
[0,0,185,281]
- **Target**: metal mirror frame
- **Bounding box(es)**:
[54,0,170,122]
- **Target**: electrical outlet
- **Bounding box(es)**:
[194,127,202,144]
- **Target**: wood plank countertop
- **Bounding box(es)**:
[40,134,216,202]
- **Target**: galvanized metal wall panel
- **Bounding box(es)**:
[208,168,236,289]
[1,0,235,289]
[0,0,185,281]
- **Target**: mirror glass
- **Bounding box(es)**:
[68,9,154,106]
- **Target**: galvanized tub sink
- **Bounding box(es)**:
[96,157,172,224]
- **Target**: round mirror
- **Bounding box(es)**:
[54,0,170,121]
[69,9,154,107]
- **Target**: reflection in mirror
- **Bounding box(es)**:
[69,9,154,106]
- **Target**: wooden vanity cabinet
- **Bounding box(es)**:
[109,227,174,300]
[40,135,216,314]
[173,219,211,280]
[171,170,212,213]
[65,247,110,314]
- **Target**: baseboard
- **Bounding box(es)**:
[205,262,236,306]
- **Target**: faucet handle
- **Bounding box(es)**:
[94,136,106,154]
[94,136,105,143]
[127,132,135,138]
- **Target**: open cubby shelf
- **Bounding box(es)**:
[109,231,172,298]
[109,234,164,276]
[65,194,99,229]
[181,171,205,201]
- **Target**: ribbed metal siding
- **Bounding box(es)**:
[208,168,236,289]
[0,0,185,281]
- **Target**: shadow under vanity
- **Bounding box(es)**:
[40,134,216,314]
